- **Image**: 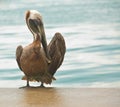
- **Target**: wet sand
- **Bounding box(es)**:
[0,88,120,107]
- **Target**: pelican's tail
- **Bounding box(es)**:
[22,76,36,82]
[22,72,56,84]
[41,72,56,84]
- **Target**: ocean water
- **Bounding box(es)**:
[0,0,120,87]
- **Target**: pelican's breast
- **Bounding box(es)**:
[20,44,48,77]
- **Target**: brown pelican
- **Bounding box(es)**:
[16,10,66,87]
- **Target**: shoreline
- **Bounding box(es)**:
[0,80,120,88]
[0,88,120,107]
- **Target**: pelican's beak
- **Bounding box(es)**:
[29,19,51,63]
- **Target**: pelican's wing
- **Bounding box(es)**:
[48,32,66,76]
[16,45,23,71]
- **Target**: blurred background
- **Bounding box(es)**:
[0,0,120,87]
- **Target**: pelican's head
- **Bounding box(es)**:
[25,10,43,40]
[25,10,42,21]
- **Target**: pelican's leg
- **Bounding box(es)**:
[19,77,30,88]
[40,82,45,88]
[26,77,30,87]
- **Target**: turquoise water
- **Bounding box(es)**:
[0,0,120,87]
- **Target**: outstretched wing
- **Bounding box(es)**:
[48,32,66,76]
[16,45,23,71]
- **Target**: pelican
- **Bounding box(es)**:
[16,10,66,87]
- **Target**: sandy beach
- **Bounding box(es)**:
[0,88,120,107]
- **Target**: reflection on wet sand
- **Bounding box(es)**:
[0,88,120,107]
[21,87,64,107]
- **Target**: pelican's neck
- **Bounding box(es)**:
[34,34,41,42]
